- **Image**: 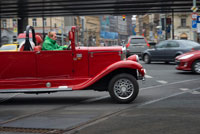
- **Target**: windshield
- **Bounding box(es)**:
[0,45,17,50]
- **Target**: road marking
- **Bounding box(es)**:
[141,78,200,90]
[179,88,200,95]
[145,75,153,78]
[139,87,200,107]
[191,91,200,94]
[179,88,189,91]
[157,80,168,84]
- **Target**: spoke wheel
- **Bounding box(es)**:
[192,60,200,74]
[144,54,151,64]
[108,73,139,103]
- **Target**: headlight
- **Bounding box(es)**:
[127,54,139,62]
[179,54,194,60]
[136,55,139,62]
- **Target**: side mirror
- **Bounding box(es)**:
[68,31,73,41]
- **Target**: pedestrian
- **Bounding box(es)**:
[42,31,67,51]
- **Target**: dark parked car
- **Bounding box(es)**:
[142,40,200,64]
[126,35,150,57]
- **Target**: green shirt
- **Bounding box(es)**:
[42,36,67,51]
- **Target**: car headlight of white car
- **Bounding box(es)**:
[179,54,194,60]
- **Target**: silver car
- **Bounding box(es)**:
[126,35,150,57]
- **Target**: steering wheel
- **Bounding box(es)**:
[66,44,71,50]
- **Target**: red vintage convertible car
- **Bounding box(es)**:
[0,26,146,103]
[176,49,200,74]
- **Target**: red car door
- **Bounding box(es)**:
[0,52,37,79]
[0,52,37,89]
[36,50,73,78]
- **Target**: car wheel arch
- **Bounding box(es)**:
[88,68,138,91]
[192,59,200,74]
[142,52,151,60]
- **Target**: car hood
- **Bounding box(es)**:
[176,50,200,59]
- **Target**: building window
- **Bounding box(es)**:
[13,19,17,27]
[2,20,7,28]
[32,18,37,27]
[181,18,186,27]
[43,18,47,26]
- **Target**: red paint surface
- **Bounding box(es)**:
[176,50,200,71]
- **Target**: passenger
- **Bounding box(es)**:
[42,31,67,51]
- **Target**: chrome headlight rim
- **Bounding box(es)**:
[121,46,127,60]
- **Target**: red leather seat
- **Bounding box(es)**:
[34,45,42,51]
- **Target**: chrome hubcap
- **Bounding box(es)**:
[194,62,200,73]
[114,79,134,100]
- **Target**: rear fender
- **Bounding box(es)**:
[72,60,144,90]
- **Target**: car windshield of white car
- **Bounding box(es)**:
[0,45,17,50]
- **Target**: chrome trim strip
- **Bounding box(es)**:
[0,88,72,93]
[88,51,121,53]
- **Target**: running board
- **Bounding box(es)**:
[0,87,72,93]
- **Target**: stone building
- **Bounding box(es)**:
[84,16,100,46]
[171,13,194,40]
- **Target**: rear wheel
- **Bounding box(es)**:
[192,60,200,74]
[108,73,139,103]
[144,54,151,64]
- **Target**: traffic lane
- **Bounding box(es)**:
[0,91,109,125]
[71,89,200,134]
[1,78,199,131]
[0,91,130,129]
[139,61,200,88]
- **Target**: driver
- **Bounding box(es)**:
[42,31,67,51]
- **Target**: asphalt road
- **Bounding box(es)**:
[0,61,200,134]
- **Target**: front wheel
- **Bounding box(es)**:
[192,60,200,74]
[108,73,139,103]
[144,54,151,64]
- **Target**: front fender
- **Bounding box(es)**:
[72,60,144,90]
